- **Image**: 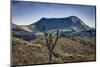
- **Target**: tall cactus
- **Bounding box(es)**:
[43,25,59,63]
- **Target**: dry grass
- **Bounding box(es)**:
[12,36,96,65]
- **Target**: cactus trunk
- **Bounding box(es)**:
[43,25,59,63]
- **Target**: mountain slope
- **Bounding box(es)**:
[31,16,90,32]
[12,23,36,40]
[12,16,95,40]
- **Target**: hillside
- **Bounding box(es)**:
[12,23,36,40]
[12,36,96,65]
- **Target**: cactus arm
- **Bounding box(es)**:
[49,33,54,50]
[51,29,59,51]
[43,25,50,50]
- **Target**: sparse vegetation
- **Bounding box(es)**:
[12,35,96,65]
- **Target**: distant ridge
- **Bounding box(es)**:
[31,16,90,32]
[12,16,96,40]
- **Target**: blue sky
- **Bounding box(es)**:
[12,1,96,28]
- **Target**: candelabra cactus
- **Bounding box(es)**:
[43,25,59,63]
